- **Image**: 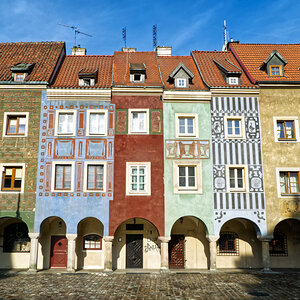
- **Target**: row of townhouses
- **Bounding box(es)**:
[0,41,299,271]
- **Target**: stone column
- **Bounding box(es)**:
[103,236,114,272]
[66,234,77,272]
[159,236,171,270]
[259,237,271,271]
[28,233,39,272]
[206,235,219,270]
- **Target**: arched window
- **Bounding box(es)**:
[3,222,30,252]
[83,234,102,250]
[217,232,239,256]
[269,232,288,256]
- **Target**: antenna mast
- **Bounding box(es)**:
[58,23,92,47]
[153,24,157,49]
[222,20,229,51]
[122,27,127,48]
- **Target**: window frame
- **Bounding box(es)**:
[269,232,288,256]
[86,109,108,136]
[175,78,187,88]
[14,73,26,82]
[217,232,239,256]
[226,165,249,193]
[83,161,107,193]
[227,77,239,85]
[269,65,283,77]
[126,162,151,196]
[175,113,198,138]
[224,116,245,139]
[3,112,29,137]
[128,109,149,134]
[173,160,202,194]
[54,110,77,137]
[83,234,102,251]
[51,161,75,192]
[276,168,300,197]
[273,117,299,142]
[0,163,26,193]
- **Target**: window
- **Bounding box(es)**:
[14,73,25,82]
[269,65,282,76]
[217,232,239,255]
[83,234,102,250]
[83,161,107,193]
[175,78,187,88]
[228,77,239,85]
[226,165,248,192]
[51,162,74,192]
[55,110,76,136]
[173,160,202,194]
[130,73,145,83]
[126,162,151,195]
[86,110,108,136]
[274,117,299,142]
[3,223,30,252]
[3,112,29,137]
[224,116,245,139]
[269,233,288,256]
[79,78,95,87]
[175,113,198,138]
[279,171,299,195]
[0,163,25,193]
[128,109,149,134]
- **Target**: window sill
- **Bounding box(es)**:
[3,135,27,138]
[82,249,102,252]
[276,139,298,143]
[228,189,247,193]
[0,191,23,194]
[174,189,202,194]
[280,194,300,197]
[126,192,151,196]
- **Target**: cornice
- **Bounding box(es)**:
[0,84,47,90]
[112,86,163,95]
[163,90,211,102]
[211,88,259,97]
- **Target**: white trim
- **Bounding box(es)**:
[86,109,108,136]
[175,113,198,138]
[226,165,249,193]
[173,160,202,194]
[276,167,300,198]
[0,163,26,193]
[224,116,245,139]
[128,109,149,134]
[2,112,29,137]
[83,161,107,193]
[126,162,151,196]
[273,116,299,142]
[51,161,75,192]
[227,77,239,85]
[54,110,77,136]
[130,73,145,83]
[163,90,211,101]
[175,78,187,88]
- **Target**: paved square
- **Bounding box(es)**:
[0,270,299,299]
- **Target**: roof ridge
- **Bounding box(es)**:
[0,41,64,45]
[65,55,113,57]
[193,50,231,53]
[231,43,300,46]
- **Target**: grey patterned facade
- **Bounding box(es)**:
[211,96,267,237]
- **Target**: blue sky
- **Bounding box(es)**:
[1,0,300,55]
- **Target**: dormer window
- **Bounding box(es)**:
[260,51,287,77]
[175,78,187,88]
[169,62,194,89]
[129,63,146,83]
[228,77,239,85]
[10,63,35,83]
[269,65,282,76]
[78,69,97,87]
[15,74,25,82]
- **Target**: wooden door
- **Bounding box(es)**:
[169,234,185,268]
[126,234,143,269]
[50,236,68,268]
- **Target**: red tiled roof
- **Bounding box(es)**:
[192,51,255,88]
[229,43,300,82]
[213,58,242,73]
[157,56,208,90]
[113,51,162,87]
[51,55,113,88]
[0,41,65,82]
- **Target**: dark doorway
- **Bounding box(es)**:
[126,234,143,268]
[50,236,68,268]
[169,234,185,268]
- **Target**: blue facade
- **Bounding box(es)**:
[34,91,114,235]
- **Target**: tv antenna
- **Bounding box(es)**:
[153,24,157,48]
[122,27,127,48]
[58,23,92,47]
[222,20,229,51]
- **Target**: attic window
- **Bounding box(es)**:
[129,63,146,83]
[14,74,25,82]
[175,78,187,88]
[228,77,239,85]
[269,65,282,76]
[10,63,35,82]
[78,69,98,87]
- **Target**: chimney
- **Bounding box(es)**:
[71,46,86,55]
[122,47,136,52]
[156,46,172,56]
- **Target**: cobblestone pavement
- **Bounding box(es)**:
[0,270,299,300]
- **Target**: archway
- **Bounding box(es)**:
[112,218,160,270]
[169,216,209,269]
[270,218,300,268]
[216,218,262,269]
[0,217,30,269]
[76,217,104,270]
[38,216,67,269]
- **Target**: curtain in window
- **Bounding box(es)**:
[89,113,105,134]
[58,113,73,134]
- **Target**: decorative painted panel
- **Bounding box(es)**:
[150,109,162,134]
[115,109,128,134]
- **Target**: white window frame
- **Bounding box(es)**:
[128,109,149,134]
[130,73,145,83]
[226,165,249,193]
[224,116,245,139]
[273,117,299,142]
[175,78,187,88]
[276,167,300,198]
[83,161,107,193]
[175,113,198,138]
[3,112,29,137]
[51,161,75,192]
[54,110,77,137]
[0,163,26,194]
[79,78,95,87]
[86,109,108,136]
[228,77,239,85]
[173,160,202,194]
[126,162,151,196]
